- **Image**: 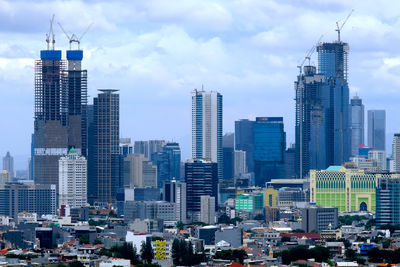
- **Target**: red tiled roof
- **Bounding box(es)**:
[228,263,244,267]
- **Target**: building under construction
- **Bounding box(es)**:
[33,27,87,192]
[295,41,351,178]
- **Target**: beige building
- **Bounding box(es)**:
[124,154,157,188]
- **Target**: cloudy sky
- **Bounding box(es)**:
[1,0,400,169]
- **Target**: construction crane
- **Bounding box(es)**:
[297,35,323,74]
[57,22,93,50]
[46,15,56,50]
[335,9,354,42]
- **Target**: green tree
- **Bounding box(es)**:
[214,249,248,264]
[176,221,185,230]
[171,239,181,266]
[68,261,85,267]
[253,214,264,221]
[79,235,90,244]
[345,248,357,261]
[140,241,154,264]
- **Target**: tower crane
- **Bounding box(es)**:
[57,22,93,50]
[336,9,354,42]
[46,15,56,50]
[297,35,323,74]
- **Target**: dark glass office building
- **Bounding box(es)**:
[368,110,386,151]
[89,90,120,204]
[235,119,254,172]
[151,142,181,188]
[253,117,286,186]
[185,159,218,222]
[376,177,400,226]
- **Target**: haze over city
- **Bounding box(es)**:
[1,0,400,169]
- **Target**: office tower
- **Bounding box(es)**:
[191,90,223,180]
[393,134,400,173]
[87,104,96,202]
[253,117,286,186]
[2,152,14,178]
[223,133,234,148]
[151,142,181,188]
[0,171,10,188]
[134,141,149,158]
[149,140,166,157]
[310,166,380,212]
[376,177,400,226]
[368,150,386,171]
[120,138,133,156]
[58,148,87,208]
[235,193,263,212]
[368,110,386,151]
[301,206,338,232]
[235,119,254,172]
[350,96,364,156]
[223,148,234,180]
[91,89,120,204]
[234,150,247,178]
[163,179,187,223]
[0,183,56,218]
[296,40,351,177]
[200,195,215,225]
[284,146,297,178]
[123,154,157,188]
[33,33,87,191]
[185,159,218,222]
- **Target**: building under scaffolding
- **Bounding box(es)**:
[295,41,351,178]
[33,47,87,192]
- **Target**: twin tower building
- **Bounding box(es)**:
[33,41,120,205]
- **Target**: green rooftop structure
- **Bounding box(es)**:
[310,166,400,212]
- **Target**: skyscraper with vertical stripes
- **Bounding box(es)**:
[191,89,223,180]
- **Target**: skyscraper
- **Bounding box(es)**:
[123,154,157,188]
[134,141,149,158]
[234,150,247,178]
[191,90,223,180]
[90,89,120,204]
[120,138,133,156]
[253,117,286,186]
[33,31,87,191]
[185,159,218,222]
[350,96,364,156]
[200,195,216,225]
[58,148,87,208]
[163,179,187,223]
[392,134,400,173]
[368,110,386,151]
[2,152,14,178]
[151,142,181,188]
[223,134,234,181]
[376,177,400,226]
[295,40,351,177]
[235,119,254,172]
[149,140,166,157]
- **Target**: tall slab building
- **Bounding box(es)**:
[350,96,364,156]
[191,90,223,180]
[33,32,87,191]
[368,110,386,151]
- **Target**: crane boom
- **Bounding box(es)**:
[336,9,354,42]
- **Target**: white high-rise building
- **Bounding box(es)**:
[191,89,223,179]
[200,195,215,225]
[368,150,386,171]
[234,150,247,177]
[163,179,187,223]
[393,134,400,173]
[58,148,87,208]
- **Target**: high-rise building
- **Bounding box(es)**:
[368,150,386,171]
[393,134,400,173]
[295,40,351,178]
[376,177,400,226]
[58,148,87,208]
[0,171,10,188]
[234,150,247,178]
[191,90,223,180]
[90,89,120,204]
[253,117,286,186]
[33,36,87,192]
[368,110,386,151]
[235,119,254,172]
[301,206,338,232]
[185,159,218,222]
[151,142,181,188]
[2,152,14,178]
[123,154,157,188]
[200,195,215,225]
[120,138,133,156]
[134,141,149,158]
[149,140,166,157]
[284,146,297,178]
[163,179,187,223]
[350,96,364,156]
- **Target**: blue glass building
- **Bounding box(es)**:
[235,119,254,172]
[151,142,181,188]
[368,110,386,151]
[253,117,286,186]
[376,177,400,226]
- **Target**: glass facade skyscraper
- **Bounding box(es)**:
[191,90,223,180]
[295,40,351,177]
[151,142,181,188]
[376,177,400,226]
[253,117,285,186]
[235,119,254,172]
[368,110,386,151]
[350,96,364,156]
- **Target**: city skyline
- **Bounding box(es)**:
[2,1,400,168]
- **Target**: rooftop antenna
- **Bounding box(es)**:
[46,15,55,50]
[335,9,354,42]
[57,22,93,50]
